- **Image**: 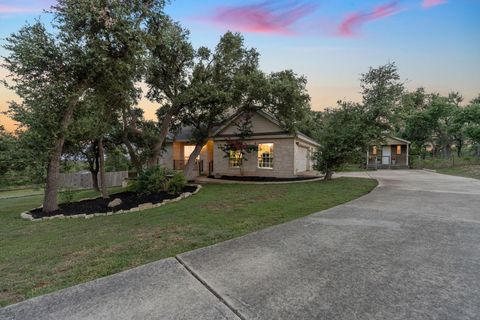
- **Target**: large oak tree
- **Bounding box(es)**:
[3,0,167,212]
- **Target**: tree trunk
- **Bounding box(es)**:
[88,159,99,191]
[456,141,463,158]
[91,170,99,191]
[444,145,452,159]
[98,137,109,199]
[123,137,142,172]
[147,106,179,167]
[121,107,143,173]
[324,170,333,180]
[43,83,87,213]
[43,145,64,214]
[86,141,100,191]
[183,144,203,181]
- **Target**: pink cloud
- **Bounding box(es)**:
[337,2,403,37]
[422,0,447,8]
[0,5,41,14]
[0,0,54,14]
[208,1,317,35]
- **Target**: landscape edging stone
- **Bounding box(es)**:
[19,184,202,222]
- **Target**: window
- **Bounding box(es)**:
[258,143,274,168]
[372,146,377,155]
[229,150,242,168]
[396,145,402,155]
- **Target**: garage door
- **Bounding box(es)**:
[297,146,308,172]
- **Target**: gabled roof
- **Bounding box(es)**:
[371,136,411,146]
[167,109,320,147]
[166,125,221,142]
[297,131,321,147]
[166,126,194,142]
[389,136,411,144]
[212,109,320,146]
[210,109,285,137]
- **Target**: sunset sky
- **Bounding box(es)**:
[1,0,479,131]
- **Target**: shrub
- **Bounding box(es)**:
[125,178,138,192]
[137,166,169,194]
[136,166,187,194]
[167,171,187,194]
[61,188,75,204]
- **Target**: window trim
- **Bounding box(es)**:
[257,143,274,169]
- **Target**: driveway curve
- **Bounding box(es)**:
[178,170,480,320]
[2,170,479,320]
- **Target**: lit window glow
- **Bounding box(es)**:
[229,150,242,168]
[258,143,274,168]
[396,145,402,155]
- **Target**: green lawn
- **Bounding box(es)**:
[0,178,376,307]
[436,165,480,180]
[0,188,47,200]
[336,164,366,172]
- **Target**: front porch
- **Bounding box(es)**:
[171,140,214,177]
[367,141,410,169]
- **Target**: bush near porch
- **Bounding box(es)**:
[0,178,376,307]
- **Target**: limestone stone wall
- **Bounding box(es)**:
[213,138,296,178]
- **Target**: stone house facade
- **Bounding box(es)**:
[157,110,320,179]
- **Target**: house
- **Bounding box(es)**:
[367,137,411,169]
[157,110,320,179]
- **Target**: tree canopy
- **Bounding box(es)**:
[2,0,479,200]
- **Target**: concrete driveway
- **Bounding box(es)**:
[2,170,479,320]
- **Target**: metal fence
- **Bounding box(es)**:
[58,171,129,189]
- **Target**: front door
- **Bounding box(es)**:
[382,146,391,165]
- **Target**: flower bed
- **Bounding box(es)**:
[21,185,201,221]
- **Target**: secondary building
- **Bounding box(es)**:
[367,136,411,169]
[157,110,320,179]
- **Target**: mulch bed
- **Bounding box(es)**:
[218,175,320,182]
[30,186,198,219]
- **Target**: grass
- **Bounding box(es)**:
[436,165,480,180]
[0,178,377,307]
[411,156,480,170]
[0,188,44,200]
[336,164,366,172]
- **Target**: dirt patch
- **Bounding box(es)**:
[33,280,52,290]
[29,186,198,219]
[0,290,24,305]
[55,250,92,273]
[134,225,192,241]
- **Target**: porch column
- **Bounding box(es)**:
[366,150,369,168]
[406,144,410,167]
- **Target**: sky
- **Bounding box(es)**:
[1,0,479,131]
